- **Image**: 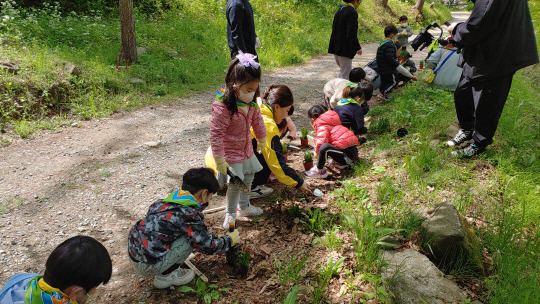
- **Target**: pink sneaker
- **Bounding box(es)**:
[304,167,328,179]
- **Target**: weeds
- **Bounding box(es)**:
[178,278,228,304]
[343,212,400,273]
[310,256,345,304]
[301,208,332,235]
[274,252,309,288]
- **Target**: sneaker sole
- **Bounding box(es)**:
[249,192,272,199]
[153,271,195,289]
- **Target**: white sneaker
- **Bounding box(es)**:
[222,212,237,229]
[329,159,349,170]
[237,204,263,217]
[250,185,274,199]
[153,268,195,289]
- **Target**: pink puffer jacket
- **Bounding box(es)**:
[210,100,266,164]
[313,110,359,154]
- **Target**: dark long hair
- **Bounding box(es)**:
[223,56,261,114]
[262,84,294,108]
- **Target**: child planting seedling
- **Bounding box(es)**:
[300,127,309,147]
[303,151,314,171]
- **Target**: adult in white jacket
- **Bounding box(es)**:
[425,41,462,92]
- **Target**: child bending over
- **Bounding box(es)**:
[334,82,374,136]
[323,67,366,108]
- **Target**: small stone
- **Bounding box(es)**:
[57,210,63,215]
[63,62,81,76]
[130,78,144,84]
[144,141,161,148]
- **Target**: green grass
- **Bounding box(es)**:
[0,196,25,214]
[0,0,451,138]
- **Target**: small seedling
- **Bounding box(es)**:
[304,151,313,163]
[178,278,229,304]
[301,127,309,139]
[287,205,302,218]
[238,252,250,269]
[236,252,250,277]
[282,142,288,154]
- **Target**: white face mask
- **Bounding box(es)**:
[401,22,407,27]
[237,90,255,103]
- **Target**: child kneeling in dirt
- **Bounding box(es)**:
[0,235,112,304]
[304,105,359,179]
[127,168,239,289]
[323,67,366,109]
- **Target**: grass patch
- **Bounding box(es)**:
[0,0,451,138]
[0,196,25,214]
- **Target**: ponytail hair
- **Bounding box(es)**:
[262,84,294,108]
[223,54,262,114]
[341,84,364,101]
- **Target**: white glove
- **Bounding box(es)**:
[255,37,261,48]
[216,162,229,175]
[256,139,266,153]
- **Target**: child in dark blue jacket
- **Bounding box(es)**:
[334,82,374,136]
[376,25,400,100]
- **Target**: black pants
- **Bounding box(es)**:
[252,139,270,189]
[317,143,358,169]
[453,73,514,147]
[379,73,397,95]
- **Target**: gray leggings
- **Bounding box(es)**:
[226,173,255,214]
[130,237,192,276]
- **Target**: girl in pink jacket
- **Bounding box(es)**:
[305,105,359,179]
[210,52,267,229]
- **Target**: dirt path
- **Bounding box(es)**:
[0,12,467,303]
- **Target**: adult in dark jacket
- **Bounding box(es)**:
[227,0,259,58]
[328,0,363,79]
[446,0,538,157]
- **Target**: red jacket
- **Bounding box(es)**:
[313,110,359,154]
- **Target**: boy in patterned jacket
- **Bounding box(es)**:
[127,168,239,289]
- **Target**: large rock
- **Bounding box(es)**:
[0,60,18,74]
[382,249,467,304]
[63,62,81,76]
[420,202,483,274]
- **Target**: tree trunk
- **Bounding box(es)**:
[413,0,425,11]
[119,0,137,63]
[380,0,389,7]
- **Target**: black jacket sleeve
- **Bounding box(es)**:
[269,136,304,188]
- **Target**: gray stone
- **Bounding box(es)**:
[144,141,161,148]
[0,61,18,74]
[136,47,147,55]
[382,249,466,304]
[420,202,483,273]
[446,125,460,138]
[378,235,401,250]
[63,62,81,76]
[130,78,144,84]
[430,139,441,148]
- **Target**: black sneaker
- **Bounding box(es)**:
[446,129,473,147]
[451,143,486,158]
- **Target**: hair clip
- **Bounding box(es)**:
[236,51,260,69]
